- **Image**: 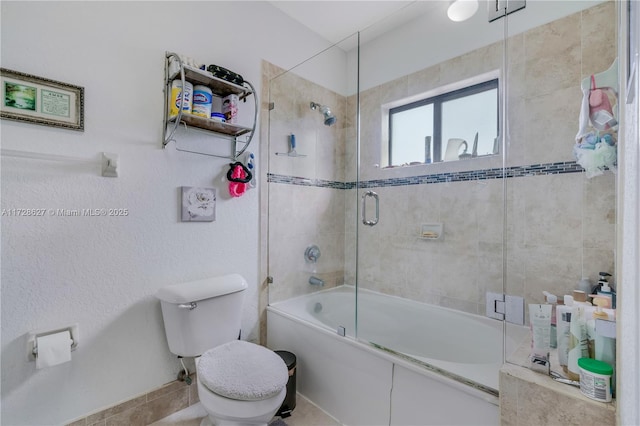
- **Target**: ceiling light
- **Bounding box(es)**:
[447,0,479,22]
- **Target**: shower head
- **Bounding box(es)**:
[310,101,337,126]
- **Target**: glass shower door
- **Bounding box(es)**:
[353,1,509,393]
[266,34,359,338]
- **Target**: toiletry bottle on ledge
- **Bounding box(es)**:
[578,277,592,303]
[597,278,616,309]
[543,291,558,348]
[557,295,574,371]
[592,272,615,308]
[593,295,616,396]
[572,290,592,306]
[585,300,609,359]
[567,305,588,381]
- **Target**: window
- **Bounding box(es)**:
[388,79,499,165]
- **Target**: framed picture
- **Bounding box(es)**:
[181,186,217,222]
[1,68,84,131]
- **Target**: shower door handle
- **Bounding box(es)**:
[361,190,379,226]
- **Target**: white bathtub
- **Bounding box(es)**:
[267,286,525,425]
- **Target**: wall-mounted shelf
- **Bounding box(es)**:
[162,52,257,160]
[167,65,251,99]
[167,114,252,137]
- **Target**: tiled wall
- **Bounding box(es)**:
[264,3,616,319]
[66,375,199,426]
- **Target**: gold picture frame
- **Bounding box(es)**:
[1,68,84,131]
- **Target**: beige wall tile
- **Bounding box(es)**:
[522,174,583,248]
[525,12,581,60]
[523,86,582,164]
[407,64,441,96]
[581,2,617,79]
[85,395,146,424]
[72,379,194,426]
[583,173,616,249]
[523,245,582,304]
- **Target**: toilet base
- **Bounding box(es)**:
[197,373,286,426]
[199,414,274,426]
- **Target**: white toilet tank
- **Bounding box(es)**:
[156,274,248,357]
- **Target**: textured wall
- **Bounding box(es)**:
[0,2,339,425]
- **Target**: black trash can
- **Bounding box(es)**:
[275,350,296,418]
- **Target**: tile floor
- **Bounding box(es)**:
[149,393,340,426]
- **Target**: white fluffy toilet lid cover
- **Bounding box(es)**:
[197,340,289,401]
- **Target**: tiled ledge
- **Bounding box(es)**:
[66,374,199,426]
[499,363,616,425]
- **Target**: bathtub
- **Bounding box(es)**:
[267,285,525,425]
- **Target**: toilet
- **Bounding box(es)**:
[156,274,288,426]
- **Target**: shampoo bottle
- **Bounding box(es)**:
[567,305,588,381]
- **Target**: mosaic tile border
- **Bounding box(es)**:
[267,174,350,189]
[267,161,584,189]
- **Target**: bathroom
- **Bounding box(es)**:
[1,1,638,425]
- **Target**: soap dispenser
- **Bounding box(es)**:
[597,276,616,309]
[591,272,608,294]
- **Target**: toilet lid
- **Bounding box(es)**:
[197,340,288,401]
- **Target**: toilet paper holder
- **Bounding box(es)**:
[27,324,79,360]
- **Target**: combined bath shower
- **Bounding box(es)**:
[310,102,337,126]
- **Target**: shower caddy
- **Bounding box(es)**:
[162,52,257,160]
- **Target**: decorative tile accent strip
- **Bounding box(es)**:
[268,162,583,189]
[268,174,350,189]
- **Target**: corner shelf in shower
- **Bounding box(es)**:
[162,52,257,160]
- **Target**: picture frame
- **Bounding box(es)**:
[1,68,84,131]
[181,186,217,222]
